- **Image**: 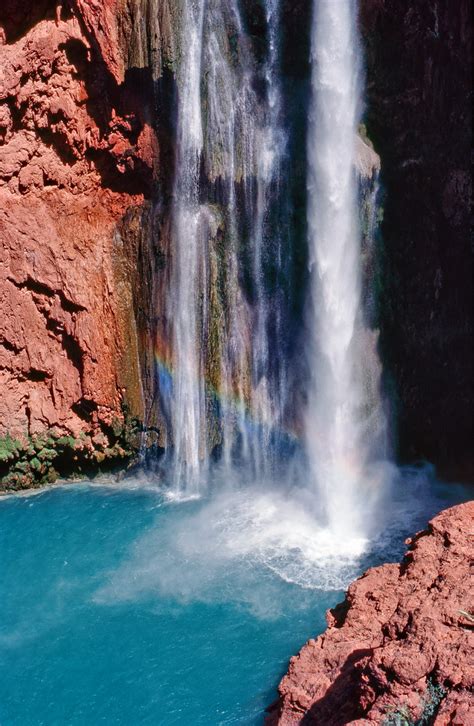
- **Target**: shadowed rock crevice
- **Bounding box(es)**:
[300,649,374,725]
[8,275,87,313]
[0,0,58,43]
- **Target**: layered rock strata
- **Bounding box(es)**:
[267,501,474,725]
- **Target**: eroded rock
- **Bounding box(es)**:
[267,502,474,725]
[0,0,158,489]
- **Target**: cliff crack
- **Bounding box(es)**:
[7,275,87,313]
[0,336,23,354]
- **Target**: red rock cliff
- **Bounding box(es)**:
[0,0,158,488]
[267,501,474,725]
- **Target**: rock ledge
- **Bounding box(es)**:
[267,501,474,725]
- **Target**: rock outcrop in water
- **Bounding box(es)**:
[0,0,159,489]
[267,501,474,725]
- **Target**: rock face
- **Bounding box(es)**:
[267,501,474,725]
[360,0,473,481]
[0,0,159,488]
[0,1,471,488]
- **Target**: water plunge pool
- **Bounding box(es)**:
[0,472,467,725]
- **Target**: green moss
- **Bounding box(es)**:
[45,468,58,484]
[110,417,124,438]
[0,435,23,459]
[29,457,42,472]
[56,436,76,449]
[0,405,142,492]
[358,122,374,149]
[162,54,175,73]
[37,448,57,462]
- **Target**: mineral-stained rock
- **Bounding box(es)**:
[267,501,474,725]
[0,0,159,489]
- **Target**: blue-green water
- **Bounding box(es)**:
[0,470,469,725]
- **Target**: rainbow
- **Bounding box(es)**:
[152,333,299,445]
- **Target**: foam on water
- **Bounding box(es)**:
[94,462,466,606]
[95,489,366,614]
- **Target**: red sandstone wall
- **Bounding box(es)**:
[0,0,158,486]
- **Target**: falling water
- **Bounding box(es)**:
[306,0,388,538]
[167,1,206,494]
[164,0,290,494]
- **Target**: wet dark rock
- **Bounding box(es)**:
[360,0,473,481]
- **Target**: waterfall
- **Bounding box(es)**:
[167,1,206,494]
[305,0,388,538]
[162,0,290,494]
[154,0,389,514]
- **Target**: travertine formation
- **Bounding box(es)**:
[267,502,474,725]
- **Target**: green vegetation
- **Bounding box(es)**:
[358,122,375,150]
[383,704,413,726]
[0,435,24,463]
[0,409,142,492]
[382,679,447,726]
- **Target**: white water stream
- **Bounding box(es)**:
[306,0,388,538]
[166,0,289,494]
[162,0,389,538]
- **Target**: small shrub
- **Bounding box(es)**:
[382,679,447,726]
[418,680,447,725]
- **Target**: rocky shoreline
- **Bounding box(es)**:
[267,501,474,725]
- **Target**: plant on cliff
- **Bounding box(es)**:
[383,704,414,726]
[382,679,447,726]
[0,411,142,491]
[0,435,23,463]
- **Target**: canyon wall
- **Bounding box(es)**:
[0,0,160,488]
[0,1,471,488]
[360,0,473,480]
